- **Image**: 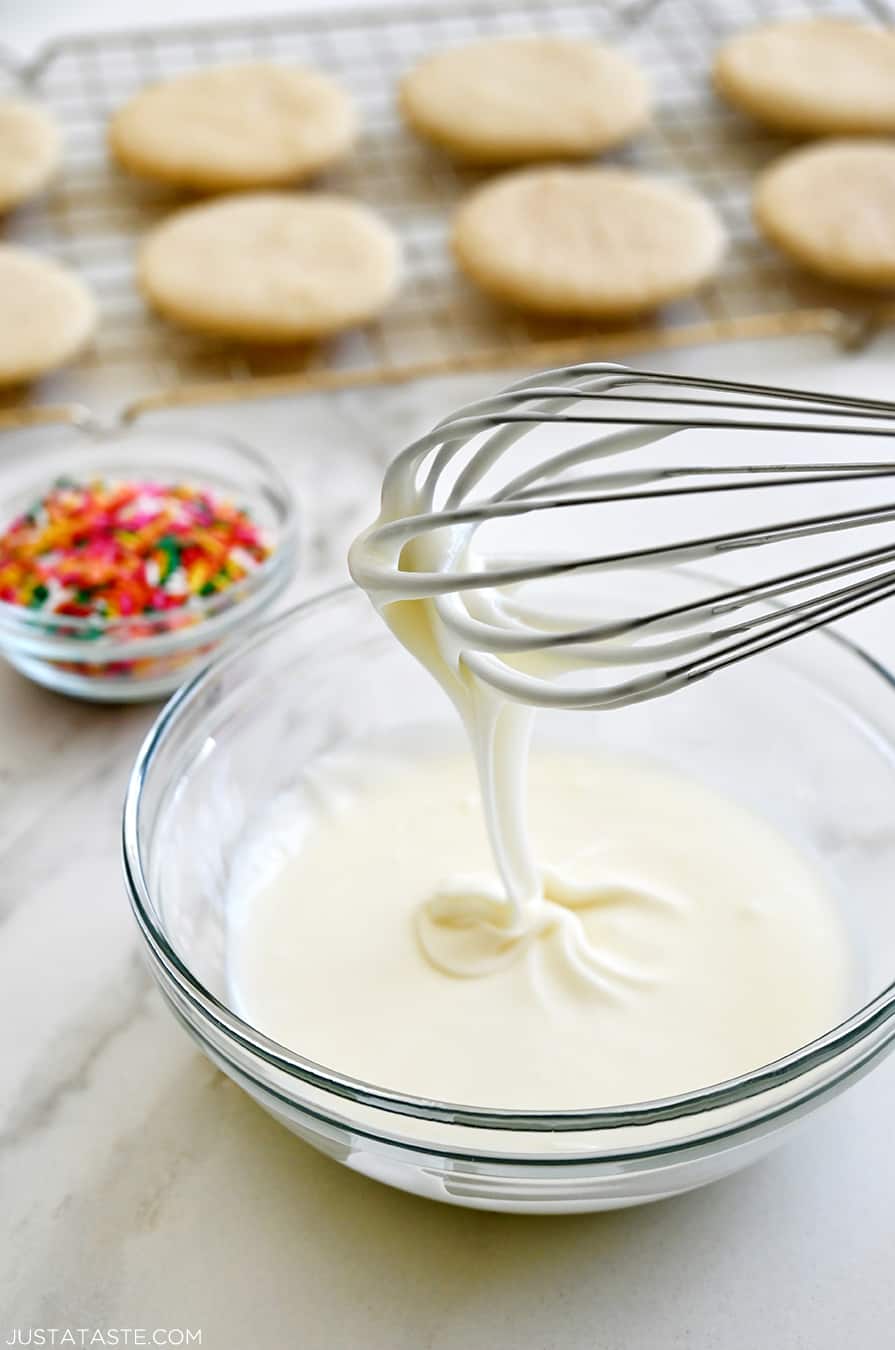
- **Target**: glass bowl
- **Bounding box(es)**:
[123,582,895,1213]
[0,420,297,702]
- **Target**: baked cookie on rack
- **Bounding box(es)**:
[714,19,895,136]
[109,63,357,191]
[399,36,650,164]
[0,98,60,212]
[755,140,895,288]
[138,192,400,340]
[0,247,96,384]
[452,167,725,317]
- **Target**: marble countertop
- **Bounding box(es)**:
[3,331,895,1346]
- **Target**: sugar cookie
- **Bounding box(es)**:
[138,193,401,340]
[452,167,725,317]
[0,247,96,384]
[755,141,895,288]
[0,98,60,212]
[714,19,895,135]
[399,36,650,164]
[109,63,357,191]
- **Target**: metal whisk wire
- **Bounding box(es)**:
[350,363,895,709]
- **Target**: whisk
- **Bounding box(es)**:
[349,362,895,709]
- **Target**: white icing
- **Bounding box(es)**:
[230,751,850,1109]
[226,365,850,1109]
[348,365,688,981]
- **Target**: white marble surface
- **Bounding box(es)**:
[3,331,895,1345]
[3,0,445,59]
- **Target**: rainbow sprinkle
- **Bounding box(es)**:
[0,477,272,679]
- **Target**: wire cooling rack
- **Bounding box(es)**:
[3,0,895,417]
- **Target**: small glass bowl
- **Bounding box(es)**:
[0,420,297,702]
[124,582,895,1213]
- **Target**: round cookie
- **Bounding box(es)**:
[452,167,725,317]
[109,63,357,191]
[0,247,96,384]
[399,36,650,164]
[714,19,895,135]
[137,193,401,341]
[0,98,60,212]
[755,141,895,288]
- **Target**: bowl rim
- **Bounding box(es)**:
[122,582,895,1135]
[0,419,299,651]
